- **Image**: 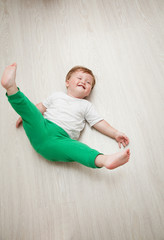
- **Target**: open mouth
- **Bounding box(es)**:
[78,85,85,89]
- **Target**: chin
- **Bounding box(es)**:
[75,89,90,98]
[77,93,86,99]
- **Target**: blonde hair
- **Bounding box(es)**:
[65,66,96,89]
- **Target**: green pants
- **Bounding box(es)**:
[6,88,103,168]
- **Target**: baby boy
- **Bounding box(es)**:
[1,63,130,169]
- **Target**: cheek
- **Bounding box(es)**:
[87,85,92,90]
[72,79,78,85]
[69,80,77,87]
[86,87,92,94]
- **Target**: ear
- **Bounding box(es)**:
[66,80,70,88]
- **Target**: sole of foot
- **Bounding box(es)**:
[1,63,17,90]
[105,148,130,170]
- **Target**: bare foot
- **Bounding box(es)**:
[105,149,130,169]
[95,149,130,170]
[1,63,18,95]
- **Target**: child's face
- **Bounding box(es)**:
[66,70,93,99]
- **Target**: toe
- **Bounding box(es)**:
[10,63,17,69]
[126,149,130,155]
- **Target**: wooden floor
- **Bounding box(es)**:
[0,0,164,239]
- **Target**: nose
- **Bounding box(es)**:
[81,79,86,85]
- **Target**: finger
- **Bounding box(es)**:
[118,142,121,148]
[122,142,126,147]
[16,120,20,128]
[124,136,128,141]
[125,141,128,146]
[16,118,22,128]
[124,137,129,145]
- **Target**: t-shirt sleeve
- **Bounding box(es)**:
[85,102,104,127]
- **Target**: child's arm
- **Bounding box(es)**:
[16,102,47,128]
[93,120,129,148]
[35,102,47,114]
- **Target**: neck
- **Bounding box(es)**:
[67,90,84,99]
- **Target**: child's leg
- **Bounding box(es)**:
[38,134,103,168]
[6,90,47,150]
[1,63,46,150]
[38,131,130,169]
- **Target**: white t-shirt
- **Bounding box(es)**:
[42,92,103,140]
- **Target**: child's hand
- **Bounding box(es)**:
[115,131,129,148]
[16,117,22,128]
